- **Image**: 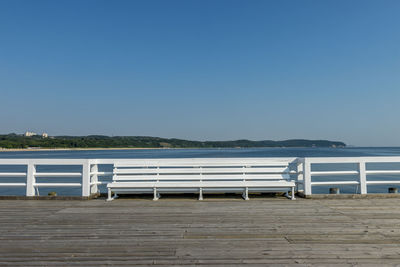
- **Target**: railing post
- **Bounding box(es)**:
[359,160,367,194]
[26,162,36,196]
[82,160,90,197]
[304,158,312,196]
[296,158,304,192]
[90,162,98,195]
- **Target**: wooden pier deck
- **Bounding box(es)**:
[1,196,400,266]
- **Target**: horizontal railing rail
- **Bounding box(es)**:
[0,157,399,197]
[0,159,101,197]
[303,157,400,195]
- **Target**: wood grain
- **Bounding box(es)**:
[1,196,400,266]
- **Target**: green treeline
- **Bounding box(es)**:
[0,134,346,149]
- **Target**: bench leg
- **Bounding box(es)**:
[291,186,296,200]
[242,187,249,200]
[107,188,113,201]
[153,188,159,201]
[199,188,203,201]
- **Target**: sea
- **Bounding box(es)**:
[1,147,400,196]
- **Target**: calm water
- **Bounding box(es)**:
[1,147,400,196]
[1,146,400,158]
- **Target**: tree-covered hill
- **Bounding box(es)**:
[0,134,346,149]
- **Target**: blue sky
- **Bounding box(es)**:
[0,0,399,146]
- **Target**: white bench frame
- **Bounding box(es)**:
[106,158,297,201]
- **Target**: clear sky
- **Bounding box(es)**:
[0,0,399,146]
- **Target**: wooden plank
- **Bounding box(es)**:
[0,198,400,265]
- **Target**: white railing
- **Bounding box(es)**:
[302,157,400,196]
[0,159,112,197]
[0,157,400,197]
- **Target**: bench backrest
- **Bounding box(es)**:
[112,158,297,183]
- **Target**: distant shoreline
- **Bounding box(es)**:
[0,146,347,152]
[0,134,346,150]
[0,147,170,152]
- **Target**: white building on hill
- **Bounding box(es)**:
[24,131,37,137]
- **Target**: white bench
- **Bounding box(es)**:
[106,158,297,201]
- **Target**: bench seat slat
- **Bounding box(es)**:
[113,174,291,181]
[108,180,295,188]
[114,167,289,174]
[114,162,292,168]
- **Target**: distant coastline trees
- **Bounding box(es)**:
[0,134,346,149]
